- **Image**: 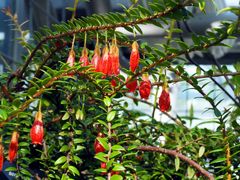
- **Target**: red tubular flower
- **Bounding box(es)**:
[79,47,89,66]
[109,39,120,76]
[111,79,117,87]
[101,162,107,175]
[66,49,75,67]
[139,74,151,99]
[111,171,120,176]
[130,41,140,72]
[91,43,101,72]
[8,131,19,163]
[126,77,138,93]
[94,133,105,153]
[101,46,110,75]
[30,111,44,145]
[0,143,4,172]
[159,87,171,112]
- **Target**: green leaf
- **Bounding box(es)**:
[0,109,8,121]
[61,174,69,180]
[97,120,108,128]
[94,152,107,162]
[187,166,195,178]
[27,87,37,96]
[95,177,106,180]
[175,157,180,171]
[111,123,124,129]
[107,111,116,122]
[198,0,206,12]
[213,108,221,117]
[198,146,205,158]
[97,137,109,150]
[218,7,240,15]
[60,145,69,152]
[210,157,226,164]
[62,112,70,120]
[112,164,125,171]
[69,166,80,176]
[5,167,17,172]
[55,156,67,165]
[103,97,111,107]
[110,151,121,159]
[110,175,123,180]
[111,145,125,151]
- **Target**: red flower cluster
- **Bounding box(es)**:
[159,86,171,112]
[30,111,44,145]
[8,131,19,163]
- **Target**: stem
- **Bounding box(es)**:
[137,146,214,180]
[152,19,175,118]
[107,107,112,180]
[125,94,184,127]
[152,72,240,86]
[84,32,87,48]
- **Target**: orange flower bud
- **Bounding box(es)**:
[130,41,140,72]
[102,46,110,75]
[8,131,19,163]
[66,49,75,67]
[91,43,101,72]
[79,47,89,66]
[109,41,119,76]
[159,87,171,112]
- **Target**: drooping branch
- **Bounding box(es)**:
[9,0,193,83]
[137,146,214,180]
[152,72,240,86]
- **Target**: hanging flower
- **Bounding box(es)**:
[111,79,117,87]
[126,77,138,93]
[130,41,140,72]
[0,143,4,172]
[139,74,151,99]
[30,111,44,145]
[101,45,110,75]
[159,86,171,112]
[66,49,75,67]
[91,44,101,71]
[101,162,107,175]
[79,47,89,66]
[8,131,19,163]
[94,133,105,153]
[109,38,119,76]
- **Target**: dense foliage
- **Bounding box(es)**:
[0,0,240,179]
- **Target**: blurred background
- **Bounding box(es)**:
[0,0,239,128]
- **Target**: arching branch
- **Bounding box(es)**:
[137,146,214,180]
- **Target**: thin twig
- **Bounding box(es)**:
[125,94,184,127]
[152,72,240,86]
